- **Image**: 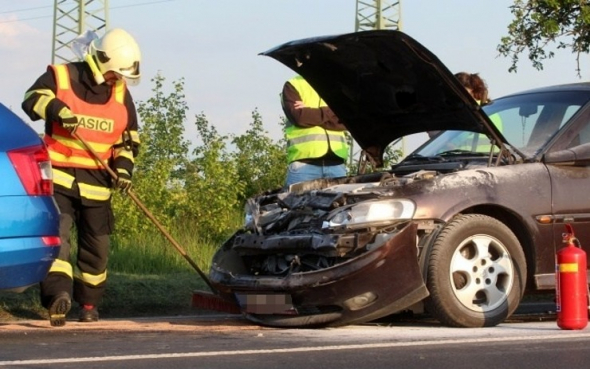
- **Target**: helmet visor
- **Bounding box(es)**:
[118,61,140,86]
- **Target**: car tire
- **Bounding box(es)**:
[425,214,526,327]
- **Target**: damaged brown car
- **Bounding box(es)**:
[209,30,590,328]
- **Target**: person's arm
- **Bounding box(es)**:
[21,67,70,133]
[112,90,140,183]
[281,82,347,131]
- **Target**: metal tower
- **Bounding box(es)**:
[51,0,109,64]
[353,1,404,165]
[355,0,402,31]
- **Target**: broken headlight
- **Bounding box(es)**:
[322,199,415,228]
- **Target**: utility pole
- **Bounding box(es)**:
[355,0,402,31]
[52,0,109,64]
[352,1,404,165]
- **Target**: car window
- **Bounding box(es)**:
[491,106,540,149]
[410,90,590,159]
[415,130,497,157]
[561,106,579,128]
[562,110,590,148]
[484,91,589,156]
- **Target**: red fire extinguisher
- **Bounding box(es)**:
[556,224,589,330]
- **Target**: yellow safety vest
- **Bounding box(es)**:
[284,76,348,163]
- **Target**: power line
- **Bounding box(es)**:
[0,0,176,24]
[0,5,52,15]
[0,16,47,24]
[112,0,176,10]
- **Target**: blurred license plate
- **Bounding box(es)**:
[235,293,297,314]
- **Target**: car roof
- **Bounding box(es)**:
[500,82,590,97]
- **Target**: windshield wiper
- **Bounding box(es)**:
[437,149,488,157]
[404,153,446,162]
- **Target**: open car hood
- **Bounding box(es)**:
[261,30,506,166]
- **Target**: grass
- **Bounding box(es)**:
[0,221,234,322]
[0,272,214,322]
[109,222,225,274]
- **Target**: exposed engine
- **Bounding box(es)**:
[228,171,434,276]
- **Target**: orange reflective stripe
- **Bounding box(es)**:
[49,151,103,168]
[44,134,73,157]
[45,134,113,168]
[56,136,113,159]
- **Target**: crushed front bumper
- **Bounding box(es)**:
[209,223,428,328]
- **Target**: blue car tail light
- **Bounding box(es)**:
[7,144,53,196]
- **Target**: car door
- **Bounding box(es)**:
[545,102,590,281]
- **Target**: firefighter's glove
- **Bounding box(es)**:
[115,172,132,194]
[58,107,79,133]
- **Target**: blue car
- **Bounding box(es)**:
[0,103,60,292]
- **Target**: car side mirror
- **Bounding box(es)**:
[543,143,590,166]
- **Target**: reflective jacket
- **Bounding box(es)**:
[284,76,348,163]
[44,64,129,169]
[23,63,139,204]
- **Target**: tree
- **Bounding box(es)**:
[135,74,190,179]
[112,74,291,243]
[231,109,287,199]
[498,1,590,75]
[182,113,246,239]
[112,74,190,237]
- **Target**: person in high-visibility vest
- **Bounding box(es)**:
[454,72,491,106]
[428,72,503,139]
[455,72,503,151]
[281,75,349,186]
[21,28,141,327]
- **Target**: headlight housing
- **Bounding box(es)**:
[323,199,415,228]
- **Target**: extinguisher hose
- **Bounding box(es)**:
[73,133,217,293]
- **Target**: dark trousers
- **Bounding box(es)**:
[40,192,114,308]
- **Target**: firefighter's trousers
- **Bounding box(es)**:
[40,192,114,308]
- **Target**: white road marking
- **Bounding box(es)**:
[1,332,590,366]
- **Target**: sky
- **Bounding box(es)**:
[1,0,588,154]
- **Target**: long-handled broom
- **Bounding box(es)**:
[73,133,240,314]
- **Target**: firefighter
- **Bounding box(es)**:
[21,28,142,327]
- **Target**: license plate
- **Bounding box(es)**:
[235,293,297,315]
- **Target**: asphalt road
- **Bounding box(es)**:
[1,309,589,369]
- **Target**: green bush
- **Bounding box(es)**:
[110,73,287,274]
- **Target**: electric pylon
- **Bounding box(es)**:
[51,0,109,64]
[355,0,401,31]
[352,1,404,166]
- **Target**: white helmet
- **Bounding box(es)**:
[85,28,141,86]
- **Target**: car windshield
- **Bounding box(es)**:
[413,90,590,159]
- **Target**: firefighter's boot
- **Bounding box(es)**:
[48,292,71,327]
[79,305,99,322]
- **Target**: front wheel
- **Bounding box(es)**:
[425,214,526,327]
